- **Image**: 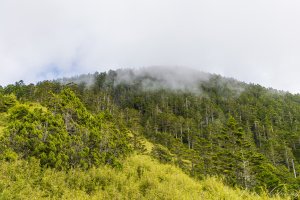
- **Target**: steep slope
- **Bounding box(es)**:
[0,154,287,200]
[89,69,300,192]
[1,68,300,198]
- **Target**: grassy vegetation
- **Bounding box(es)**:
[0,154,290,200]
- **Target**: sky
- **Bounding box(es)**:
[1,0,300,93]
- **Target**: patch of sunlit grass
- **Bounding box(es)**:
[0,154,291,199]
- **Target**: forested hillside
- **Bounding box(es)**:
[1,68,300,199]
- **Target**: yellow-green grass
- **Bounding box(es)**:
[141,138,154,153]
[0,154,291,200]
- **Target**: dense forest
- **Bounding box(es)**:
[1,68,300,199]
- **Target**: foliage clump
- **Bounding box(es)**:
[0,89,132,169]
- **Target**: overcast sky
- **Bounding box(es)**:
[1,0,300,93]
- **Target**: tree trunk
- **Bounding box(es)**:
[292,159,297,178]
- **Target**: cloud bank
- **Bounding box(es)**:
[1,0,300,93]
[115,66,210,93]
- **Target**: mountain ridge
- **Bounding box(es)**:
[1,68,300,198]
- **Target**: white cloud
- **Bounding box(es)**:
[0,0,300,93]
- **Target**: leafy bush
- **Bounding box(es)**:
[0,89,132,169]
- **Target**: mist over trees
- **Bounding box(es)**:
[0,68,300,198]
